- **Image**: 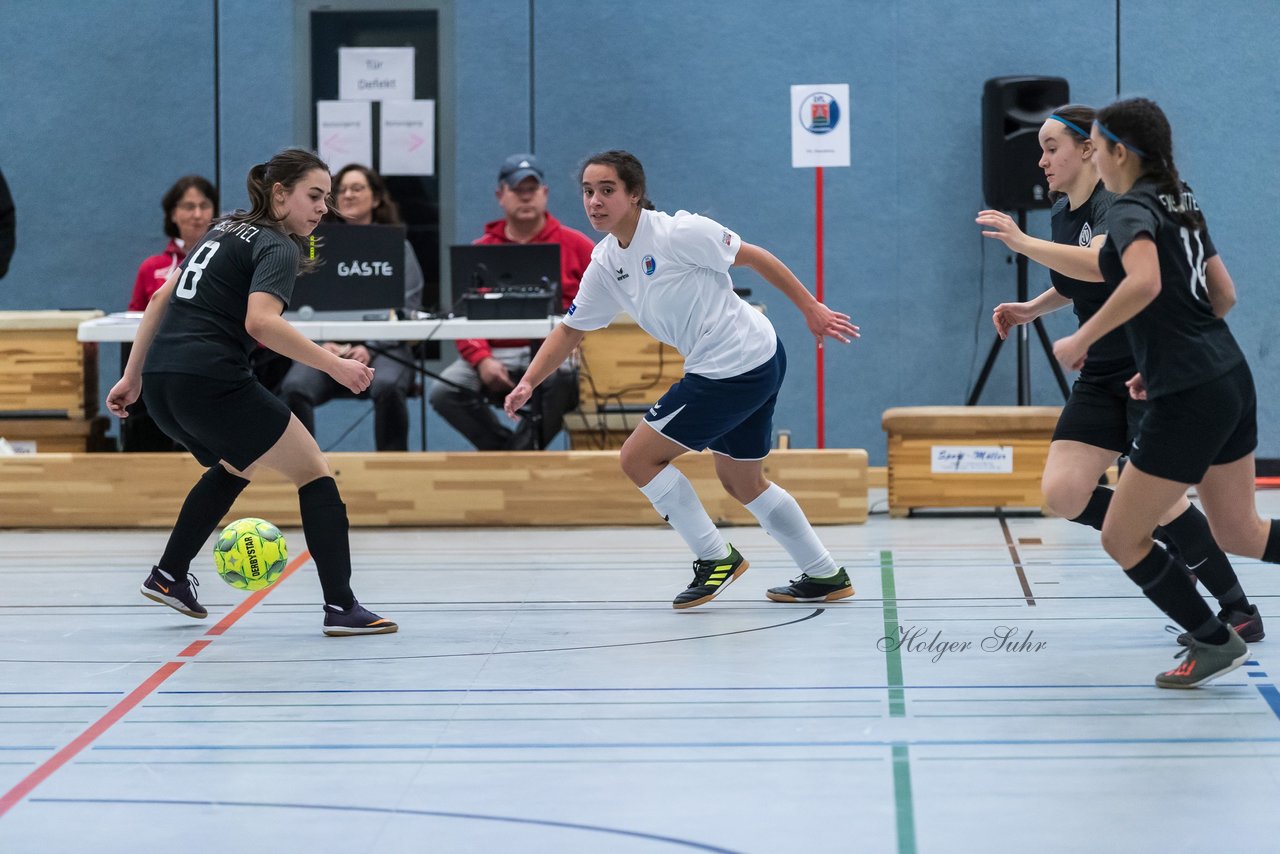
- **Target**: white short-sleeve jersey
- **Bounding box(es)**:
[563,209,776,379]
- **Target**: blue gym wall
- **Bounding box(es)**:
[1,0,1276,464]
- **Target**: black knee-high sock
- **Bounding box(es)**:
[1262,520,1280,564]
[159,466,250,580]
[299,476,355,610]
[1069,486,1112,530]
[1160,504,1249,612]
[1125,545,1228,644]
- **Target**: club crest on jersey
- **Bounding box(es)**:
[615,267,630,281]
[1078,222,1092,246]
[642,255,656,276]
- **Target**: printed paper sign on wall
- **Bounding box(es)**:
[791,84,851,168]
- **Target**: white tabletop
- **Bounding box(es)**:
[77,312,563,343]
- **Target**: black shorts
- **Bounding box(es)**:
[1128,360,1257,484]
[142,372,292,471]
[1052,364,1147,453]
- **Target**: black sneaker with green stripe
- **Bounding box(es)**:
[672,545,749,609]
[766,568,854,603]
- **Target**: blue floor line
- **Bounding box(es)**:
[76,736,1280,751]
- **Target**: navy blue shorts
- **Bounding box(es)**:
[1128,360,1257,484]
[643,340,785,460]
[142,371,292,471]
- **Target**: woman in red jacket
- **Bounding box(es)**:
[122,176,219,451]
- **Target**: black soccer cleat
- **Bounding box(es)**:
[140,566,208,619]
[672,546,749,609]
[323,601,398,636]
[1176,605,1264,646]
[766,568,855,603]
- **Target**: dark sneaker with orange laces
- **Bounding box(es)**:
[766,568,854,603]
[1176,605,1264,646]
[1156,627,1249,689]
[672,546,749,609]
[322,601,398,636]
[140,567,208,619]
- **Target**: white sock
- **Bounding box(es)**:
[744,483,839,577]
[637,465,728,561]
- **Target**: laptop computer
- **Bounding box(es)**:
[450,243,560,293]
[286,223,407,319]
[450,243,561,319]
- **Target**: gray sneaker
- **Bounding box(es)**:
[1155,627,1249,689]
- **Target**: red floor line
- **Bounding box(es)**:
[205,549,310,636]
[0,548,312,819]
[178,639,211,657]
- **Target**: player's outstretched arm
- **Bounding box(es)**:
[107,269,179,417]
[245,292,372,394]
[504,323,586,418]
[1205,255,1237,318]
[992,287,1072,340]
[976,210,1106,282]
[733,242,859,345]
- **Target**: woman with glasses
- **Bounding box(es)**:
[276,164,423,451]
[122,176,219,451]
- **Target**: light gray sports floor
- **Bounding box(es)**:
[3,491,1280,853]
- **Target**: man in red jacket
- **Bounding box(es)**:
[430,154,595,449]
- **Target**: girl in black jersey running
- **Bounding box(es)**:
[108,149,397,637]
[977,104,1261,646]
[1053,98,1278,687]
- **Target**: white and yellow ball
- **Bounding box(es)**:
[213,518,287,591]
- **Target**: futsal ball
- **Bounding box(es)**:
[213,518,288,591]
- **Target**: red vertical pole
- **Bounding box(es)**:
[815,166,825,449]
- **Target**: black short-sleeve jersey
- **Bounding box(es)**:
[1097,179,1242,398]
[1049,182,1129,373]
[144,220,300,380]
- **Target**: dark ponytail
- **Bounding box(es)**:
[222,148,332,273]
[1095,98,1203,229]
[579,150,656,210]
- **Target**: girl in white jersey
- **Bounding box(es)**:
[505,150,859,608]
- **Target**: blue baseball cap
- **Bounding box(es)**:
[498,153,544,187]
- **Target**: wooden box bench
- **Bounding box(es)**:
[0,310,103,420]
[881,406,1061,517]
[0,448,869,528]
[0,416,111,453]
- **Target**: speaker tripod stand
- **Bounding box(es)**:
[967,210,1071,406]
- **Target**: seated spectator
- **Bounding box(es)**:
[122,175,218,451]
[277,164,423,451]
[429,153,594,449]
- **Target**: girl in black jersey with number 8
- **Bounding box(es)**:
[107,149,397,636]
[1053,98,1280,687]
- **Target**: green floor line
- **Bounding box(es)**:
[882,550,917,854]
[881,550,905,718]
